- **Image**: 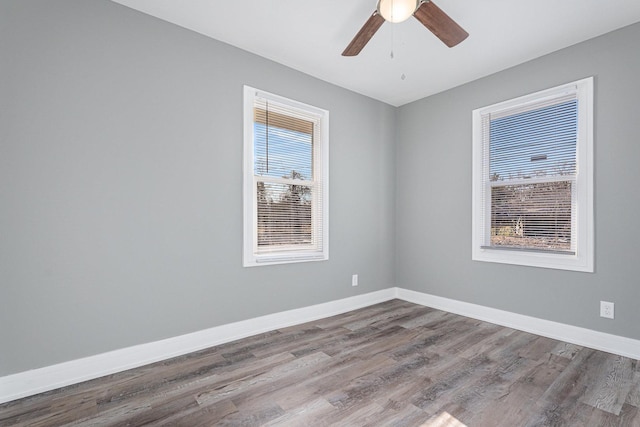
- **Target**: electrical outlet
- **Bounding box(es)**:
[352,274,358,287]
[600,301,614,319]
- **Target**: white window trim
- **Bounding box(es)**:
[243,86,329,267]
[472,77,594,272]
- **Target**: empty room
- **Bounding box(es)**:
[1,0,640,425]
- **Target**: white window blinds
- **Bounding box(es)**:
[481,94,578,254]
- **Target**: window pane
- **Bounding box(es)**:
[257,182,312,247]
[254,121,313,181]
[490,100,577,181]
[490,181,572,251]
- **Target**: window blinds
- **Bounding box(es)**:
[252,98,324,255]
[481,93,578,253]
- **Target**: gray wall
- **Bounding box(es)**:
[2,0,638,378]
[396,22,640,341]
[0,0,396,376]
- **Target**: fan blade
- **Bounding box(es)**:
[413,1,468,47]
[342,11,385,56]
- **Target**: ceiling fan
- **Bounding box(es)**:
[342,0,468,56]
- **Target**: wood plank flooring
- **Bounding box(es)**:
[1,299,639,426]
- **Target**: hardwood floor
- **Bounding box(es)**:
[1,299,639,426]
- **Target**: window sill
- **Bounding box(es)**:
[472,247,593,272]
[244,252,328,267]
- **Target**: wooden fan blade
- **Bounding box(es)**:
[342,11,385,56]
[413,1,468,47]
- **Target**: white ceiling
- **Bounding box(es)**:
[111,0,640,106]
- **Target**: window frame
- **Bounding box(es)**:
[243,86,329,267]
[472,77,594,272]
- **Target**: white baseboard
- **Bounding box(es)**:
[396,287,640,360]
[0,288,396,405]
[3,287,638,405]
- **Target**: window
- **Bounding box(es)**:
[243,86,329,267]
[472,78,593,272]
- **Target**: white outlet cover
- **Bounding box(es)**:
[600,301,614,319]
